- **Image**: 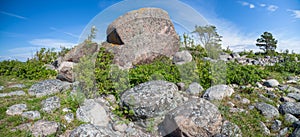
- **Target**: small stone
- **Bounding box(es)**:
[21,111,41,120]
[6,104,27,116]
[221,121,242,137]
[227,102,235,107]
[176,82,185,91]
[280,96,296,102]
[31,120,59,137]
[279,102,300,116]
[241,98,250,104]
[259,121,270,135]
[106,94,116,104]
[11,123,32,132]
[234,94,242,100]
[287,93,300,101]
[113,122,128,132]
[203,84,234,100]
[41,96,60,113]
[248,105,255,110]
[271,120,282,131]
[0,86,4,90]
[8,90,26,96]
[255,102,279,119]
[279,127,289,136]
[263,79,279,87]
[186,82,203,95]
[256,82,263,88]
[62,108,72,113]
[64,113,74,123]
[285,113,299,124]
[8,84,26,88]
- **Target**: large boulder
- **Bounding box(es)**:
[158,99,223,137]
[28,79,71,97]
[203,84,234,100]
[120,80,179,119]
[104,8,180,69]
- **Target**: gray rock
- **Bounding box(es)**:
[291,127,300,137]
[6,104,27,116]
[284,113,299,124]
[271,120,282,131]
[104,8,179,69]
[21,111,41,120]
[220,121,242,137]
[231,52,240,58]
[28,79,71,97]
[0,86,3,90]
[279,102,300,116]
[241,98,250,104]
[280,96,296,102]
[70,124,118,137]
[121,80,178,119]
[0,90,27,97]
[203,84,234,100]
[65,113,74,123]
[278,127,289,137]
[57,61,76,82]
[186,82,203,95]
[31,120,59,137]
[76,99,109,127]
[62,108,72,113]
[176,82,185,91]
[41,96,60,113]
[113,122,128,132]
[258,94,273,103]
[11,123,32,132]
[256,82,263,88]
[255,102,279,119]
[259,121,270,135]
[263,79,279,87]
[173,50,192,65]
[158,98,222,137]
[8,84,25,88]
[279,85,300,93]
[288,93,300,101]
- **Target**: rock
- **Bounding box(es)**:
[57,61,76,82]
[21,111,41,120]
[112,122,128,132]
[279,102,300,116]
[176,82,185,91]
[241,98,250,104]
[173,50,192,65]
[8,84,25,88]
[256,82,263,88]
[288,93,300,101]
[70,124,118,137]
[279,85,300,93]
[104,8,179,69]
[121,80,178,119]
[11,123,32,132]
[158,99,222,137]
[28,79,71,97]
[31,120,59,137]
[186,82,203,95]
[259,121,270,135]
[41,96,60,113]
[76,99,109,127]
[203,84,234,100]
[0,90,26,97]
[284,113,299,124]
[65,113,74,123]
[220,121,242,137]
[63,42,98,63]
[258,94,273,103]
[0,86,3,90]
[62,108,72,113]
[271,120,281,131]
[6,104,27,116]
[263,79,279,87]
[291,127,300,137]
[230,53,240,58]
[280,96,296,102]
[278,127,289,137]
[255,102,279,119]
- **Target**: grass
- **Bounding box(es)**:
[0,75,84,136]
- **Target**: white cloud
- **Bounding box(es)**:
[0,11,27,20]
[267,5,278,12]
[287,9,300,19]
[249,4,255,9]
[50,27,79,38]
[259,3,266,7]
[29,38,76,49]
[238,1,255,9]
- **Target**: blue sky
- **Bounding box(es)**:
[1,0,300,61]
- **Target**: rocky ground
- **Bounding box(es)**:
[1,74,300,136]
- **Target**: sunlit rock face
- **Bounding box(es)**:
[104,7,180,69]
